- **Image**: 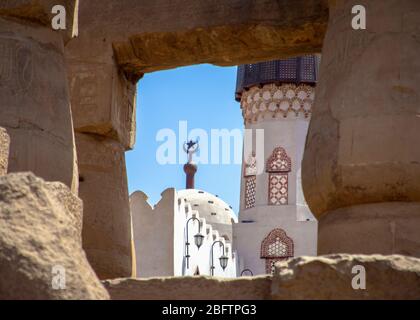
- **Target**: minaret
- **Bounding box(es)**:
[183,140,199,189]
[233,56,320,275]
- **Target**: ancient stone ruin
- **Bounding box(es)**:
[0,0,419,300]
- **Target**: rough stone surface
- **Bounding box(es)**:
[0,172,109,300]
[76,133,132,279]
[69,0,328,79]
[103,255,420,300]
[0,16,78,193]
[45,181,83,244]
[103,276,272,300]
[0,127,10,175]
[0,0,78,42]
[318,202,420,257]
[272,254,420,300]
[66,58,137,149]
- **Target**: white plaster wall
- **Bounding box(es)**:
[240,118,312,212]
[233,205,317,275]
[131,189,176,277]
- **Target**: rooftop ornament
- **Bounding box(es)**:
[183,139,199,189]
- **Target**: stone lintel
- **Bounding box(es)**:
[0,0,78,43]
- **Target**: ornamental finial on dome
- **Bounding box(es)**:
[183,139,199,189]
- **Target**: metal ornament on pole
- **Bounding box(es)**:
[210,240,229,276]
[185,216,204,269]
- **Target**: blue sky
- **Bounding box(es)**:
[126,64,243,214]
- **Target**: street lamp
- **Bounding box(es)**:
[185,217,203,269]
[210,240,229,276]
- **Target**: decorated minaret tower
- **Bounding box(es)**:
[233,56,320,275]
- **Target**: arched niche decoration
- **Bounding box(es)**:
[260,228,294,274]
[266,147,291,205]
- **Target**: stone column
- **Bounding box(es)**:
[302,0,420,257]
[66,39,136,278]
[0,1,79,193]
[75,133,132,279]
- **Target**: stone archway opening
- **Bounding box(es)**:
[2,0,328,281]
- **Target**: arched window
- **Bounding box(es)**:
[266,147,291,205]
[260,228,293,274]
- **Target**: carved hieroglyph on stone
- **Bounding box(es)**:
[67,61,137,149]
[0,127,10,175]
[0,13,78,193]
[0,172,109,300]
[302,0,420,257]
[75,133,132,279]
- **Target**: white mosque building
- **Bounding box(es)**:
[130,158,238,278]
[130,56,319,278]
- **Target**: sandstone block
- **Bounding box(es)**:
[45,181,83,244]
[0,127,10,175]
[318,202,420,257]
[272,254,420,300]
[67,61,136,149]
[103,276,272,300]
[0,172,109,299]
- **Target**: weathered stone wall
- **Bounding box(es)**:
[0,2,79,193]
[0,0,78,41]
[103,255,420,300]
[0,128,10,175]
[103,276,272,300]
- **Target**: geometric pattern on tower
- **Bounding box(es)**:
[260,228,294,274]
[266,147,291,173]
[268,173,288,205]
[244,176,256,209]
